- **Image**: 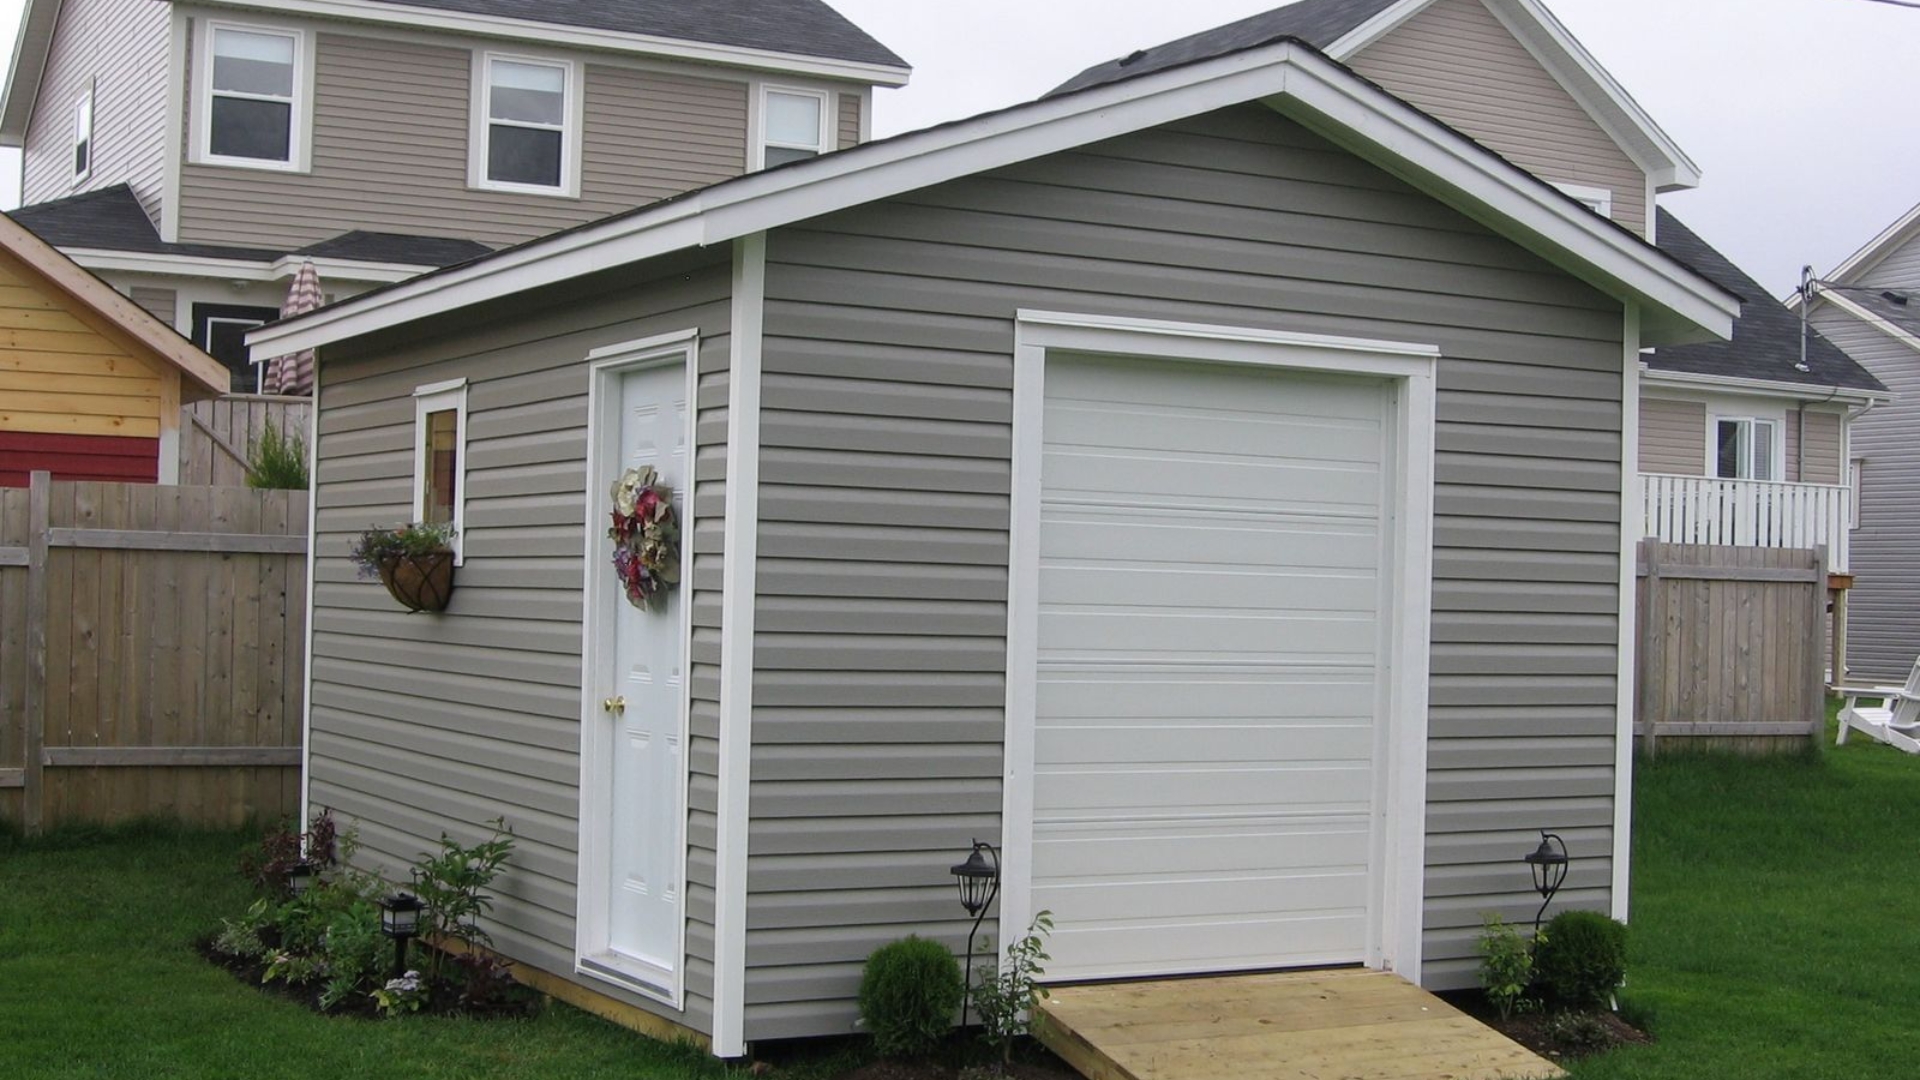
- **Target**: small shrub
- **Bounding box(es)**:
[858,936,965,1059]
[240,810,337,899]
[246,420,310,490]
[973,912,1054,1065]
[1534,910,1628,1011]
[318,901,386,1011]
[453,952,520,1011]
[371,970,429,1017]
[1477,914,1537,1020]
[213,904,269,961]
[410,818,515,982]
[263,950,328,987]
[1545,1010,1614,1055]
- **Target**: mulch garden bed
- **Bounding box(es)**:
[751,1035,1079,1080]
[1440,990,1654,1063]
[196,937,539,1021]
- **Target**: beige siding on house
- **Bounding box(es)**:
[745,104,1628,1038]
[306,253,732,1035]
[1639,396,1704,476]
[1796,409,1843,486]
[20,0,170,218]
[837,92,861,150]
[1350,0,1648,237]
[177,29,750,250]
[128,285,176,328]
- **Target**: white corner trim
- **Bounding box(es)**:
[410,379,468,563]
[572,332,700,1010]
[189,0,911,85]
[162,7,188,243]
[299,356,320,828]
[1612,304,1640,923]
[1820,290,1920,357]
[999,311,1437,986]
[711,233,766,1059]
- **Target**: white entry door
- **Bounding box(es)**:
[1030,353,1393,981]
[581,353,692,998]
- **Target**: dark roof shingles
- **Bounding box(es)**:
[1841,287,1920,342]
[365,0,907,68]
[1050,0,1396,96]
[1650,208,1885,393]
[296,231,492,268]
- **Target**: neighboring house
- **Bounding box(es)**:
[1638,209,1886,579]
[0,0,908,391]
[0,207,227,486]
[1802,200,1920,681]
[250,36,1736,1059]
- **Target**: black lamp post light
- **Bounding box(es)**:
[949,839,1001,1028]
[285,857,319,898]
[379,892,426,978]
[1523,831,1569,933]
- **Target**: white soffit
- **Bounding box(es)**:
[250,40,1736,361]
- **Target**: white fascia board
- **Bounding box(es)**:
[1820,290,1920,357]
[191,0,910,86]
[66,247,434,286]
[0,0,64,145]
[251,41,1737,360]
[1638,365,1891,406]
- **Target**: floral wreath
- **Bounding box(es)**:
[608,466,680,610]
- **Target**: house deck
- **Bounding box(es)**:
[1033,968,1563,1080]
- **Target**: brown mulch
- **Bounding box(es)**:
[834,1060,1077,1080]
[1441,990,1654,1063]
[196,937,538,1021]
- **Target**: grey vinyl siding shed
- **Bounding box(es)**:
[283,45,1735,1056]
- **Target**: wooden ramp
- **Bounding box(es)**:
[1034,968,1563,1080]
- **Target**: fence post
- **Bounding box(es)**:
[1638,540,1661,760]
[22,470,49,833]
[1811,545,1830,751]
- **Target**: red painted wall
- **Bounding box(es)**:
[0,432,160,487]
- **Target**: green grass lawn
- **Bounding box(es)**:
[6,717,1920,1079]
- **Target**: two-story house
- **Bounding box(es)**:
[0,0,909,391]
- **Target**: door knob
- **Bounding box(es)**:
[603,696,627,714]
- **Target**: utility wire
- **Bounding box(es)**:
[1853,0,1920,10]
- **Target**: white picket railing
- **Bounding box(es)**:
[1639,473,1851,572]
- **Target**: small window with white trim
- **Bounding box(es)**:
[72,84,93,182]
[1553,182,1613,220]
[1714,417,1779,481]
[760,86,829,168]
[1851,457,1865,529]
[414,379,469,562]
[473,53,577,194]
[200,23,309,169]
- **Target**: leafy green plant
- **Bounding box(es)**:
[858,936,965,1059]
[240,810,337,899]
[453,952,520,1011]
[1477,914,1538,1020]
[371,970,429,1018]
[245,420,310,490]
[1545,1010,1615,1054]
[1534,909,1628,1011]
[213,911,269,961]
[263,950,328,987]
[348,521,458,580]
[409,819,515,981]
[973,911,1054,1066]
[318,901,385,1011]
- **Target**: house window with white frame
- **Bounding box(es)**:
[1714,417,1778,481]
[204,24,305,167]
[476,55,575,193]
[72,84,93,182]
[414,380,469,562]
[761,87,828,168]
[1552,182,1613,220]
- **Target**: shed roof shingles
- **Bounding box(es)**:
[1650,208,1884,394]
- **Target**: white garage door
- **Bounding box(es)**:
[1032,353,1392,981]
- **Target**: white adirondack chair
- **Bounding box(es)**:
[1836,658,1920,753]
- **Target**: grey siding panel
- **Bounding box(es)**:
[1639,397,1704,476]
[1797,408,1843,486]
[744,104,1625,1038]
[1858,228,1920,290]
[836,92,860,150]
[307,254,732,1034]
[128,285,177,327]
[1350,0,1648,237]
[20,0,169,216]
[177,30,750,250]
[1817,306,1920,681]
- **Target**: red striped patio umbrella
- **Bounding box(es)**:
[263,259,323,395]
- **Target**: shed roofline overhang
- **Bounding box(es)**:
[250,40,1737,362]
[1639,365,1891,407]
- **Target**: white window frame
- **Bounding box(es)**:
[1553,182,1613,220]
[194,19,313,172]
[755,84,830,170]
[413,378,469,564]
[72,82,93,184]
[469,51,582,198]
[1708,415,1784,482]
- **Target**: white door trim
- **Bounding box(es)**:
[573,328,700,1009]
[1000,310,1437,983]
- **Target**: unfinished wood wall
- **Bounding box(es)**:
[0,472,308,829]
[1636,541,1828,754]
[179,395,312,487]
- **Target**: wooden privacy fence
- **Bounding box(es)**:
[1635,541,1828,754]
[1,471,308,829]
[179,394,312,487]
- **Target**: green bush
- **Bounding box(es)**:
[1534,909,1628,1010]
[245,420,310,490]
[858,936,964,1059]
[319,901,386,1011]
[1477,914,1536,1020]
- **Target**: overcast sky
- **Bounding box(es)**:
[0,0,1914,297]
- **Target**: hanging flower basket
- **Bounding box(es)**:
[607,466,680,610]
[350,521,459,614]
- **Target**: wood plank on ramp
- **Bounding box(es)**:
[1033,968,1564,1080]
